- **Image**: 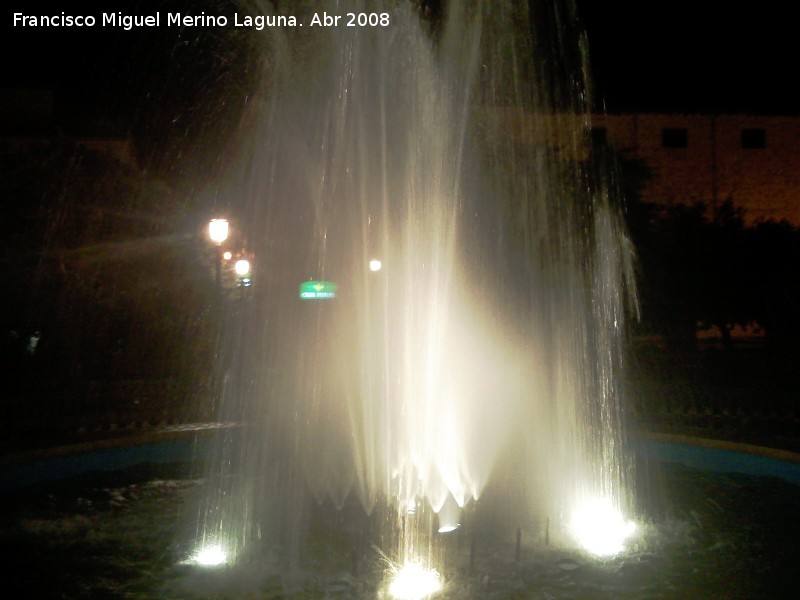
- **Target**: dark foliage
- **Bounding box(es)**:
[0,139,218,427]
[580,141,800,351]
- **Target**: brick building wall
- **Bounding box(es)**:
[593,113,800,225]
[1,88,137,167]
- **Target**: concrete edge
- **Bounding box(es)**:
[0,423,242,467]
[635,430,800,464]
[3,425,799,468]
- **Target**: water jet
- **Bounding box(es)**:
[200,0,636,574]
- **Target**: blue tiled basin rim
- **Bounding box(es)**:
[2,427,799,493]
[636,432,800,486]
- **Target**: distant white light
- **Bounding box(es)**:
[369,259,382,272]
[223,251,233,261]
[191,544,228,567]
[569,497,636,556]
[388,561,442,600]
[235,259,251,276]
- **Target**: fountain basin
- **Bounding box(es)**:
[0,424,230,493]
[1,428,799,599]
[4,428,798,493]
[636,431,800,486]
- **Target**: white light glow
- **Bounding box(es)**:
[223,251,233,260]
[235,259,251,276]
[569,497,636,556]
[369,258,382,272]
[191,544,228,567]
[388,561,442,600]
[208,218,229,245]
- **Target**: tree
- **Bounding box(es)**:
[746,219,800,350]
[0,138,217,420]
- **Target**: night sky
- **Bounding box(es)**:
[4,1,798,109]
[2,0,798,178]
[4,1,798,113]
[576,0,799,115]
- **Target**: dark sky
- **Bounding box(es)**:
[576,0,798,115]
[2,0,259,181]
[2,0,798,143]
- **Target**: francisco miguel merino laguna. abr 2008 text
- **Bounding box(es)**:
[13,12,299,30]
[12,11,391,30]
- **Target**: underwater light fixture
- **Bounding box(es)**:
[407,498,417,515]
[388,560,443,600]
[569,497,636,556]
[190,543,228,567]
[436,493,461,533]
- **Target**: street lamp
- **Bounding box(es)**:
[235,258,251,287]
[208,219,229,245]
[208,218,229,290]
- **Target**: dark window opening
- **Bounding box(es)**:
[590,126,608,147]
[741,128,766,149]
[662,128,688,148]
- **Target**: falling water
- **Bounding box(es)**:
[197,0,637,571]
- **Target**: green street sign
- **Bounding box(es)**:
[299,280,338,300]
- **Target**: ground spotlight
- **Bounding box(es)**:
[189,543,228,567]
[436,493,461,533]
[568,497,636,556]
[387,560,442,600]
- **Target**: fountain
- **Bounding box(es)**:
[195,0,637,585]
[4,4,800,598]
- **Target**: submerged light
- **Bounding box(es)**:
[407,498,417,515]
[190,544,228,567]
[388,561,442,600]
[436,493,461,533]
[568,497,636,556]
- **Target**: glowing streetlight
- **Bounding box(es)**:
[235,258,252,288]
[235,258,250,276]
[208,218,229,291]
[369,258,382,272]
[208,219,229,245]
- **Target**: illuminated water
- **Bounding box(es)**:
[202,0,636,570]
[2,458,798,598]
